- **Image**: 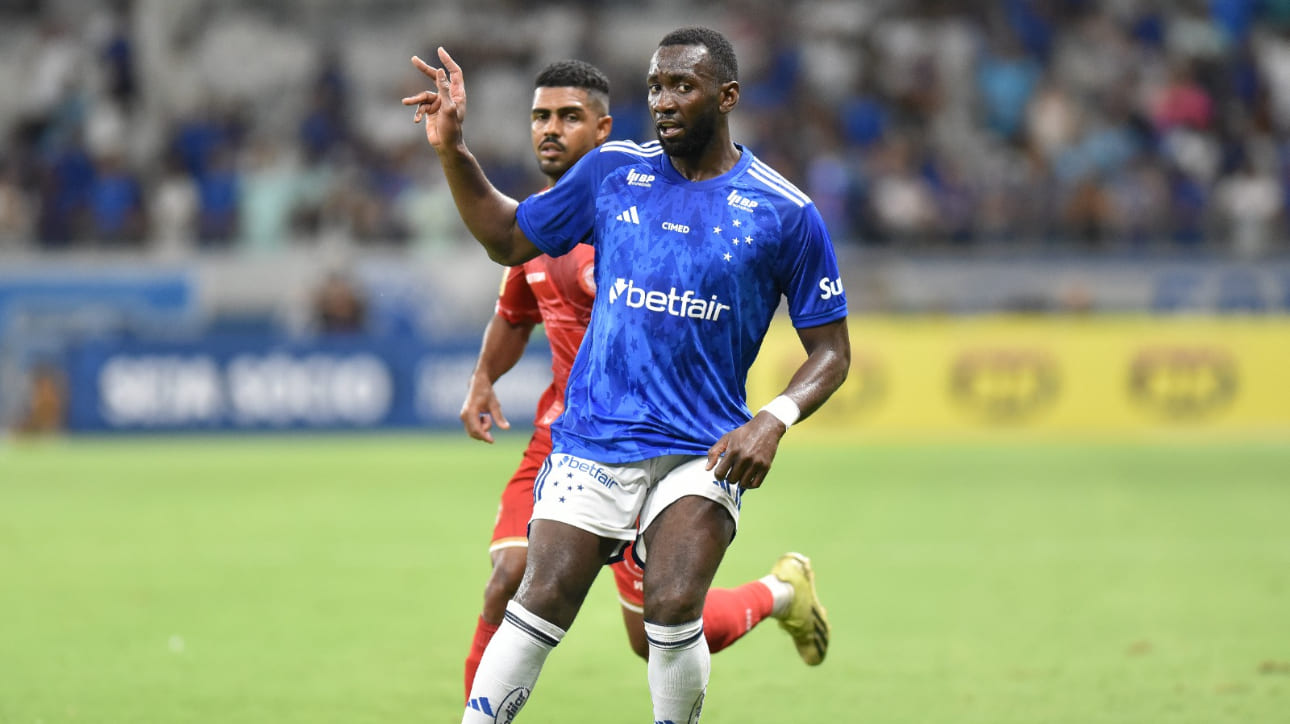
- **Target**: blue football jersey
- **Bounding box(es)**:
[516,141,848,463]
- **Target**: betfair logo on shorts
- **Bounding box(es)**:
[559,455,618,489]
[608,278,731,321]
[627,169,655,187]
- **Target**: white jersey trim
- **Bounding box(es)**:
[747,159,811,207]
[601,140,665,158]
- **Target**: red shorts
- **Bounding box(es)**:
[610,542,645,611]
[489,426,551,552]
[489,426,644,609]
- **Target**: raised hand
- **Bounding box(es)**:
[401,47,468,152]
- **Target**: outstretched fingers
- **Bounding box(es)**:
[437,47,467,105]
[405,49,466,125]
[438,46,463,85]
[410,54,438,80]
[400,90,437,123]
[400,90,434,107]
[404,56,444,123]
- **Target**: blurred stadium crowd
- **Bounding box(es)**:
[2,0,1290,257]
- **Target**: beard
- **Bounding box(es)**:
[538,156,571,177]
[656,109,717,158]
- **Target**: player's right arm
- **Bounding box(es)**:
[461,266,543,443]
[403,48,540,266]
[461,313,536,443]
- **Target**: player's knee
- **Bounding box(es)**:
[516,572,577,608]
[484,549,526,607]
[642,585,705,624]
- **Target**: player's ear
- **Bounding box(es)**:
[719,81,739,114]
[596,114,613,145]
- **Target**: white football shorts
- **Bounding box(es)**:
[530,452,743,562]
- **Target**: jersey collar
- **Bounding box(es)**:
[658,143,753,190]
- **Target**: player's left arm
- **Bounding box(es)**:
[707,318,850,490]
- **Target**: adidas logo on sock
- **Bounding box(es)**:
[467,697,494,716]
[616,206,640,224]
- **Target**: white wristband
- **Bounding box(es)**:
[758,395,800,429]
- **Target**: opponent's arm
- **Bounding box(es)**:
[706,318,850,489]
[460,313,537,443]
[402,48,540,266]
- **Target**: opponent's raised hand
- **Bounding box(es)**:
[402,47,468,152]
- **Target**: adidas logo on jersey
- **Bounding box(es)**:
[627,169,655,187]
[608,278,731,321]
[616,206,640,224]
[727,190,759,212]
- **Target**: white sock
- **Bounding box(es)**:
[462,600,565,724]
[646,618,709,723]
[759,574,794,618]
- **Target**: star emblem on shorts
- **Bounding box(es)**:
[559,496,566,503]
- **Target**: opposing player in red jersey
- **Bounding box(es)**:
[451,59,827,701]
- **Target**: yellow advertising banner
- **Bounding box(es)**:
[747,316,1290,439]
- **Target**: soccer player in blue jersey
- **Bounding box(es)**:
[404,27,851,723]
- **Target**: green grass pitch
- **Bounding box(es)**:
[2,434,1288,723]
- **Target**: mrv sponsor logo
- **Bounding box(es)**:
[819,276,844,300]
[608,278,731,321]
[627,169,655,187]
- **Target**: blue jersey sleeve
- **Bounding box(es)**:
[777,203,849,327]
[516,147,603,257]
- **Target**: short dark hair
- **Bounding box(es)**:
[535,59,611,111]
[658,26,738,83]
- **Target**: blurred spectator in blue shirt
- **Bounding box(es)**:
[197,148,240,246]
[88,150,145,244]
